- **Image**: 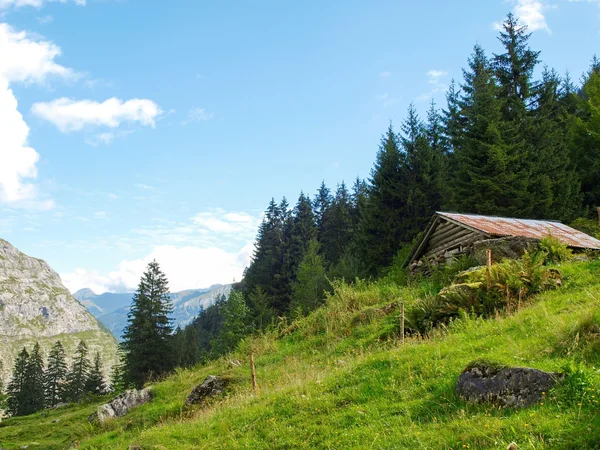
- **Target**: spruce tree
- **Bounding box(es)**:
[85,352,106,395]
[572,68,600,211]
[321,182,354,266]
[359,124,407,274]
[246,286,276,330]
[121,260,175,388]
[452,45,527,216]
[44,341,67,407]
[291,239,329,316]
[313,181,332,243]
[66,340,91,402]
[401,103,445,239]
[7,348,29,416]
[213,290,250,354]
[23,343,45,415]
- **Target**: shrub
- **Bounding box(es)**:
[538,235,572,265]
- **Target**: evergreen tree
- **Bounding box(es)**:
[85,352,106,395]
[66,340,91,402]
[313,181,332,242]
[121,260,175,388]
[45,341,67,407]
[110,358,127,394]
[213,291,251,354]
[359,124,407,274]
[291,239,330,316]
[242,199,283,310]
[7,348,29,416]
[22,343,45,415]
[246,286,275,330]
[527,67,582,220]
[401,103,445,239]
[321,182,354,266]
[572,68,600,211]
[452,45,527,216]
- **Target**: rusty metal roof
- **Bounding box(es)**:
[438,212,600,250]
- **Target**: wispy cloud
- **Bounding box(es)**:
[418,69,449,102]
[85,129,134,147]
[134,183,155,191]
[183,107,213,125]
[377,92,400,107]
[380,71,391,78]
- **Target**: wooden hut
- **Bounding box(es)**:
[405,212,600,272]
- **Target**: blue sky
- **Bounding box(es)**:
[0,0,598,293]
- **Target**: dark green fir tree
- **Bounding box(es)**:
[66,340,91,402]
[121,260,175,388]
[44,341,68,407]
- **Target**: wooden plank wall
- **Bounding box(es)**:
[422,219,481,259]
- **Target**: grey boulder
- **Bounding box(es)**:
[457,362,561,408]
[90,387,153,423]
[185,375,228,406]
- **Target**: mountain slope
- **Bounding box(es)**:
[2,260,600,449]
[0,239,118,386]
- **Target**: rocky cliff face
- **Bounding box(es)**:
[0,239,118,385]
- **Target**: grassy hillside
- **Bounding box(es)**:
[2,259,600,449]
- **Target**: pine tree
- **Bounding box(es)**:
[7,348,29,416]
[22,343,45,415]
[242,199,282,306]
[452,45,527,216]
[401,103,445,239]
[66,340,91,402]
[290,239,330,316]
[527,67,582,220]
[213,290,251,354]
[121,260,175,388]
[110,358,127,394]
[493,13,540,119]
[45,341,67,407]
[359,124,407,274]
[246,286,275,330]
[321,182,354,265]
[85,352,106,396]
[572,68,600,211]
[313,181,332,242]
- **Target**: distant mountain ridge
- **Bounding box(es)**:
[73,284,232,339]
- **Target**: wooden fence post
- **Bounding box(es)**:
[486,249,492,292]
[400,302,405,345]
[250,353,257,393]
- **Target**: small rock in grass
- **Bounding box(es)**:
[185,375,228,406]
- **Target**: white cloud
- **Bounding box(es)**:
[494,0,551,33]
[0,0,85,9]
[191,209,261,236]
[183,107,213,125]
[93,211,106,219]
[32,97,162,132]
[380,71,391,78]
[62,244,252,293]
[427,70,448,83]
[60,208,262,293]
[515,0,550,32]
[0,23,73,208]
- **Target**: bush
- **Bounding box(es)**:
[538,235,572,265]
